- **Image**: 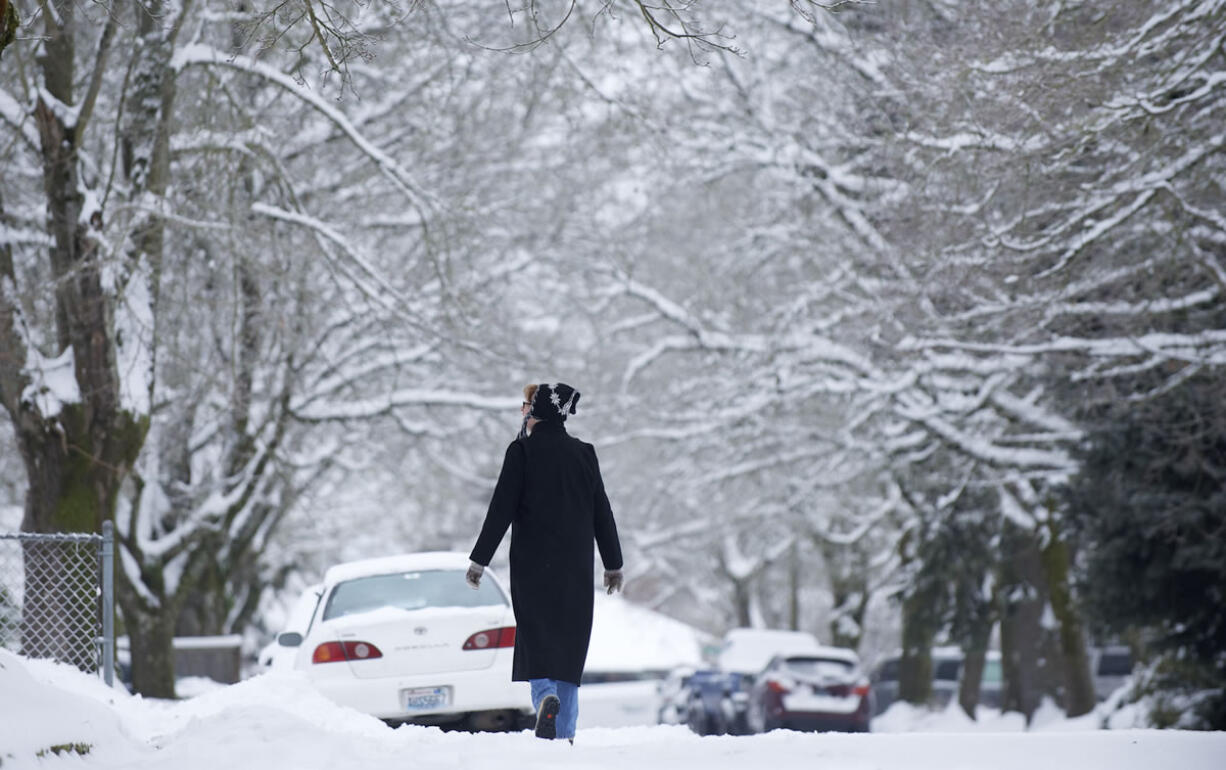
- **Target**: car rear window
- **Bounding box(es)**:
[785,657,854,677]
[323,570,505,620]
[1097,651,1132,677]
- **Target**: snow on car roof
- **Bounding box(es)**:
[718,628,858,673]
[322,551,473,585]
[785,647,860,665]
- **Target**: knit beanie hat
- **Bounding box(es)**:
[529,383,580,422]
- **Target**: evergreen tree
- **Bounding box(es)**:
[1066,372,1226,729]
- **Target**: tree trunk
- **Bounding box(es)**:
[819,538,869,650]
[1040,523,1096,717]
[0,0,149,668]
[125,600,178,699]
[225,553,270,634]
[1,0,19,59]
[175,560,228,637]
[788,540,800,631]
[998,526,1045,723]
[957,614,993,719]
[732,576,753,628]
[168,8,279,641]
[898,589,937,705]
[176,255,263,637]
[953,571,996,719]
[829,576,868,651]
[107,0,188,698]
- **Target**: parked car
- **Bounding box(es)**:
[656,666,696,726]
[277,552,532,731]
[871,647,1002,715]
[578,669,671,728]
[930,647,965,710]
[1091,645,1134,701]
[681,628,827,736]
[682,669,753,735]
[746,648,872,733]
[977,651,1003,709]
[257,583,324,671]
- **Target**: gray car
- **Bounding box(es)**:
[871,649,1002,715]
[1091,645,1134,701]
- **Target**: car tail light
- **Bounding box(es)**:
[853,683,870,697]
[766,678,791,694]
[312,640,384,664]
[462,626,516,650]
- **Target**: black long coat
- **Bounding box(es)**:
[469,420,623,684]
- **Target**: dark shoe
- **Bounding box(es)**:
[534,694,560,739]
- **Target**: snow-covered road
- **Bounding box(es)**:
[4,650,1224,770]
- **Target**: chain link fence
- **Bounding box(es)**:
[0,522,114,684]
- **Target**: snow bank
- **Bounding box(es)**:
[873,698,1028,733]
[2,651,1226,770]
[586,591,709,673]
[141,669,394,744]
[0,650,138,764]
[873,698,1112,734]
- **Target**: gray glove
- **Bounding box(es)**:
[603,569,624,595]
[466,561,484,590]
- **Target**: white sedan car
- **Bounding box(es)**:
[276,552,531,731]
[258,582,324,671]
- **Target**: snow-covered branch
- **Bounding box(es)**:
[290,388,519,422]
[0,88,39,151]
[173,44,437,213]
[903,329,1226,368]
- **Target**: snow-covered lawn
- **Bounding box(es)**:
[3,649,1224,770]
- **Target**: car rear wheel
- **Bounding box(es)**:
[750,702,781,733]
[747,702,765,734]
[686,697,710,735]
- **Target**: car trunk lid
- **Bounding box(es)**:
[323,606,513,678]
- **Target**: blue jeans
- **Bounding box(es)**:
[530,678,578,739]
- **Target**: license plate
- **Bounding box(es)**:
[402,686,450,711]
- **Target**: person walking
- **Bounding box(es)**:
[466,383,624,742]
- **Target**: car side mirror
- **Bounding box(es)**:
[277,632,303,648]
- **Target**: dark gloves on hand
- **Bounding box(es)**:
[466,561,484,590]
[603,569,624,595]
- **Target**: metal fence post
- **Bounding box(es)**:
[101,521,115,687]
